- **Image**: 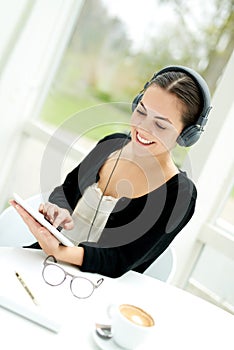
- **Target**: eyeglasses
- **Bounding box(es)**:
[42,255,104,299]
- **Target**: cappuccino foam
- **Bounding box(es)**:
[119,304,154,327]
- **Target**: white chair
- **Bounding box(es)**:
[143,247,177,283]
[0,193,48,247]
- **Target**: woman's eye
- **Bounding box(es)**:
[155,122,167,130]
[136,109,146,116]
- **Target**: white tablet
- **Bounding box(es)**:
[13,193,74,247]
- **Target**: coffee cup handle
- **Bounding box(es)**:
[107,304,117,320]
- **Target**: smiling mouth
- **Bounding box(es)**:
[136,132,155,145]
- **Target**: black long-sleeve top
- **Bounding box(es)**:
[49,133,197,278]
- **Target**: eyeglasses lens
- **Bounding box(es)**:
[71,277,94,298]
[43,264,65,286]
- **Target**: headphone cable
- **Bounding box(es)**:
[86,133,130,242]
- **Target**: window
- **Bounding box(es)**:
[218,184,234,228]
[187,245,234,314]
[185,162,234,314]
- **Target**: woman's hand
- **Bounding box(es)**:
[9,200,84,266]
[9,200,62,256]
[39,202,74,230]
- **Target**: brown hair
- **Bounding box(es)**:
[149,71,203,129]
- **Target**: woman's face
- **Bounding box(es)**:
[130,85,185,157]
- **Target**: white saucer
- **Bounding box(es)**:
[92,328,127,350]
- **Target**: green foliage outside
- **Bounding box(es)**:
[39,0,234,167]
[40,90,131,140]
[40,88,188,166]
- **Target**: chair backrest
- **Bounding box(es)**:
[143,247,177,283]
[0,193,48,247]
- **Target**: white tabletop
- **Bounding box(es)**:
[0,247,233,350]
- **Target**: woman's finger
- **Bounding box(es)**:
[63,220,74,230]
[52,209,72,228]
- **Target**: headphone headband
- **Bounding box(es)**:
[132,65,212,147]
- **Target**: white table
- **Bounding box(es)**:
[0,247,233,350]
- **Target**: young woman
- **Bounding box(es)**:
[11,65,211,277]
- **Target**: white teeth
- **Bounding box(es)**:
[136,132,154,145]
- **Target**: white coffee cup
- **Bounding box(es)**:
[108,303,155,349]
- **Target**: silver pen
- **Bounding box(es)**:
[15,271,39,306]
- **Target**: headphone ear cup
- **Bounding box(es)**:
[132,92,143,112]
[132,81,150,112]
[177,125,202,147]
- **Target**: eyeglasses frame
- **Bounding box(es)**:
[42,255,104,299]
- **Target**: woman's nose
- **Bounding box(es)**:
[138,115,153,131]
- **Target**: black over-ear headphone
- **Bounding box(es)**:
[132,65,212,147]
